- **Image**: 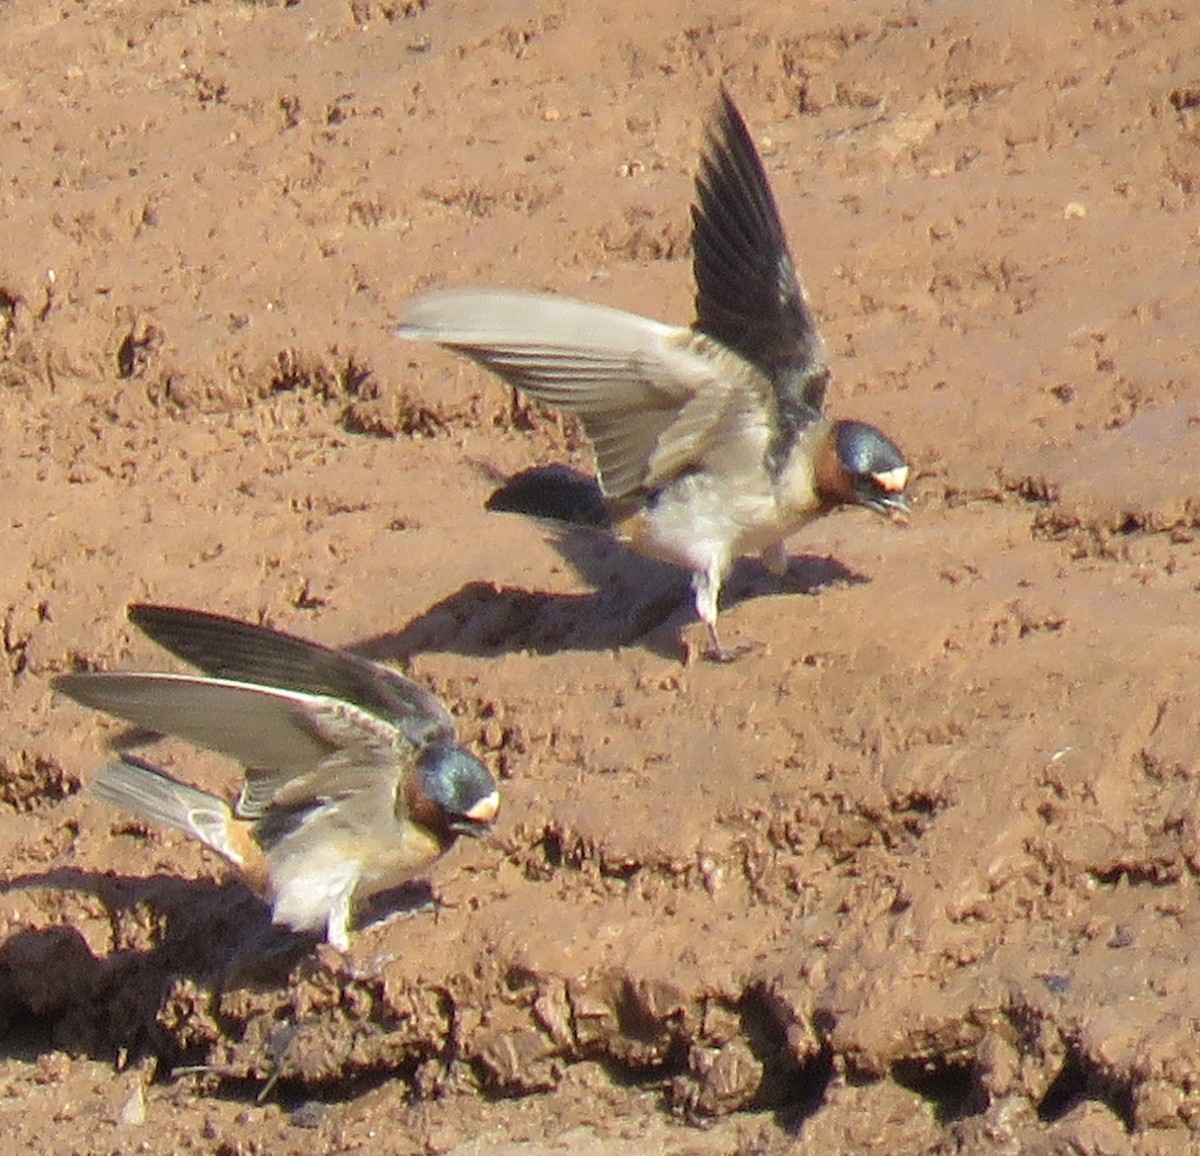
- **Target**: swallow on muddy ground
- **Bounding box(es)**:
[52,604,499,951]
[396,88,910,660]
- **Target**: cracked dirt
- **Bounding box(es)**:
[2,0,1200,1151]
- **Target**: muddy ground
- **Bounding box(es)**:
[2,0,1199,1151]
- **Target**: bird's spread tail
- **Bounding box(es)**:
[91,756,246,869]
[485,465,610,528]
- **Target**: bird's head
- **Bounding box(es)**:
[817,419,910,522]
[414,745,500,839]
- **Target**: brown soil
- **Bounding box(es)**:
[3,0,1200,1151]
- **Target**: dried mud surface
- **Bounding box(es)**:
[2,0,1200,1152]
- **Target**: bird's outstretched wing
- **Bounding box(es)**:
[128,603,453,749]
[53,671,403,818]
[398,288,730,500]
[691,87,830,420]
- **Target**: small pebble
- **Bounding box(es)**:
[291,1100,331,1130]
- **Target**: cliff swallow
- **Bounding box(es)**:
[52,604,499,951]
[395,89,909,660]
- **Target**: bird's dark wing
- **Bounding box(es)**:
[691,87,831,418]
[127,604,454,748]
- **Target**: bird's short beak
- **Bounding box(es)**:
[866,493,910,525]
[450,819,491,838]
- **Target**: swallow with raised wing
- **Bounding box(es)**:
[396,88,909,660]
[53,604,499,950]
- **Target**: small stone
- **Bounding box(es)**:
[117,1081,146,1126]
[290,1100,331,1129]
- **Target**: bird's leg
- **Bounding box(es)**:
[705,624,739,664]
[321,884,401,980]
[691,564,749,663]
[332,883,441,978]
[760,541,789,578]
[324,883,355,953]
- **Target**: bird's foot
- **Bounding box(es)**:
[683,623,758,664]
[705,640,757,663]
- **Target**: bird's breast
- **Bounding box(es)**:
[263,798,452,911]
[614,470,811,573]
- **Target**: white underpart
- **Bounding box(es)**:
[638,481,775,574]
[873,465,909,494]
[268,842,363,951]
[629,451,822,653]
[643,477,807,607]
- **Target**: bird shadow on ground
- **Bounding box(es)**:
[2,867,437,1000]
[0,867,437,1103]
[1,868,312,1008]
[0,864,389,1074]
[359,524,869,663]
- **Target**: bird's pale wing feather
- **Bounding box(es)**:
[258,700,407,815]
[627,328,777,491]
[54,673,402,817]
[398,288,738,499]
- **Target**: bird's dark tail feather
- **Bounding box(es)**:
[485,466,611,529]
